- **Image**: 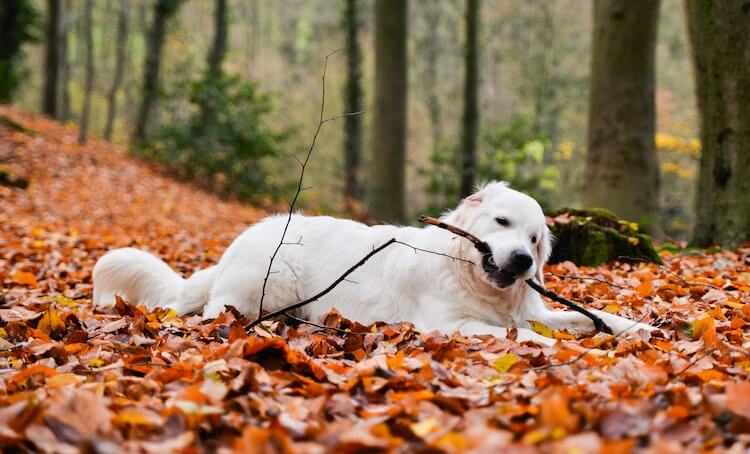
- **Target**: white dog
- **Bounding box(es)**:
[93,182,652,345]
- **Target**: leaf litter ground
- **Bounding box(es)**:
[1,106,750,452]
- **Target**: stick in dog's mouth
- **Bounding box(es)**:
[418,215,614,334]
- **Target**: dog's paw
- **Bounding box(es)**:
[516,329,557,346]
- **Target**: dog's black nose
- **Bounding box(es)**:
[507,251,533,274]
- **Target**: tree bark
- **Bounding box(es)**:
[104,0,129,140]
[207,0,227,78]
[0,0,36,103]
[422,6,443,161]
[42,0,61,118]
[132,0,182,144]
[687,0,750,248]
[459,0,480,197]
[343,0,363,206]
[77,0,93,145]
[583,0,661,231]
[367,0,408,223]
[59,0,71,122]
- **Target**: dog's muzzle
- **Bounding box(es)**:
[482,251,533,288]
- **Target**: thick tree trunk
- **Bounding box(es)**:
[0,0,36,103]
[77,0,93,145]
[59,0,71,122]
[423,6,442,161]
[42,0,61,118]
[343,0,363,206]
[459,0,480,197]
[583,0,661,231]
[687,0,750,248]
[367,0,408,223]
[132,0,182,144]
[104,0,129,141]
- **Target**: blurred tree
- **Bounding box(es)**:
[343,0,363,206]
[132,0,183,144]
[207,0,227,78]
[583,0,661,230]
[104,0,128,140]
[58,0,71,121]
[42,0,61,117]
[459,0,480,197]
[77,0,93,145]
[418,5,443,161]
[368,0,408,223]
[687,0,750,248]
[0,0,37,103]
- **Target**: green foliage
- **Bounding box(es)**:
[137,74,287,200]
[0,0,38,103]
[420,116,560,214]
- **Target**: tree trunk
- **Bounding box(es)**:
[59,0,71,122]
[0,0,36,103]
[343,0,363,206]
[687,0,750,248]
[207,0,227,78]
[104,0,128,140]
[42,0,61,118]
[459,0,480,197]
[583,0,661,231]
[77,0,93,145]
[132,0,182,144]
[367,0,408,223]
[423,6,442,161]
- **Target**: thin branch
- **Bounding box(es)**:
[545,272,628,290]
[393,240,475,265]
[284,312,352,335]
[419,215,613,334]
[247,238,397,329]
[673,346,718,378]
[257,49,343,318]
[321,110,365,124]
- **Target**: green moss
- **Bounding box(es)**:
[547,208,662,267]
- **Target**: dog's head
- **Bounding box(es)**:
[449,182,552,290]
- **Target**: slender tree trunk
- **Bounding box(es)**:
[343,0,363,206]
[132,0,182,144]
[367,0,408,223]
[459,0,480,197]
[687,0,750,248]
[104,0,128,140]
[42,0,61,118]
[583,0,661,231]
[77,0,93,145]
[59,0,71,122]
[423,6,442,161]
[207,0,227,78]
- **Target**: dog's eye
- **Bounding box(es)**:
[495,217,509,227]
[531,235,538,244]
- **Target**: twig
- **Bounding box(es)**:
[393,240,474,265]
[418,215,613,334]
[673,346,718,378]
[284,312,352,335]
[257,49,364,318]
[545,272,628,290]
[247,238,398,329]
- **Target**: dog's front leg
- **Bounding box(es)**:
[523,297,654,336]
[458,320,556,346]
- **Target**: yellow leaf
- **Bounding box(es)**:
[434,432,468,451]
[603,304,621,313]
[55,295,78,307]
[88,358,105,368]
[38,305,64,335]
[521,428,548,445]
[409,418,438,438]
[0,327,7,338]
[493,353,519,373]
[47,373,84,387]
[529,320,554,338]
[112,410,159,426]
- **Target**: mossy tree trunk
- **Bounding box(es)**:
[367,0,408,223]
[687,1,750,248]
[583,0,661,232]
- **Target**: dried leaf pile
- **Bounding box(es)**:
[1,106,750,452]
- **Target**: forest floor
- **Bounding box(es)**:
[1,105,750,453]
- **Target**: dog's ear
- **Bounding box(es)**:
[465,189,484,205]
[535,227,553,286]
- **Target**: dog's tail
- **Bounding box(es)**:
[92,247,215,315]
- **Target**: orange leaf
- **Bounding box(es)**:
[10,270,37,287]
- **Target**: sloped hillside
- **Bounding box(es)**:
[1,106,750,452]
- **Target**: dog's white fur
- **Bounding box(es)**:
[93,182,652,345]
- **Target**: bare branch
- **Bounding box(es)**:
[393,240,474,265]
[248,238,397,329]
